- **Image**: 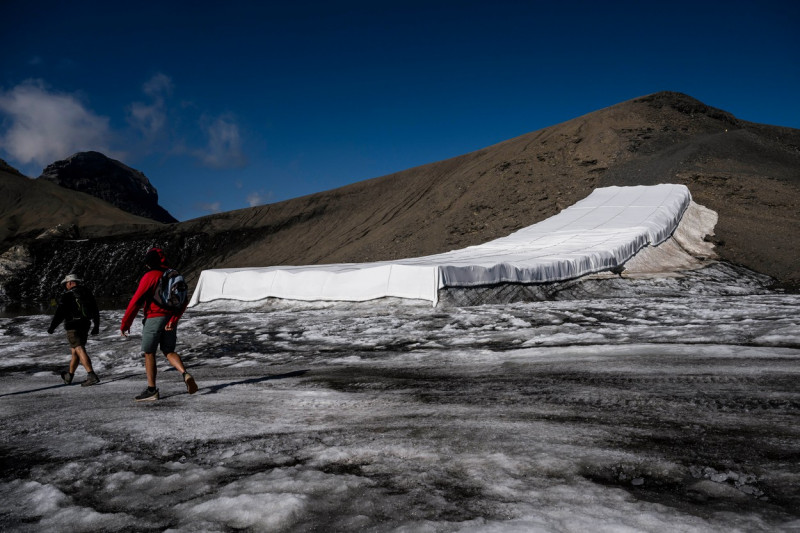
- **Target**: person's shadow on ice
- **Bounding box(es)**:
[198,369,310,395]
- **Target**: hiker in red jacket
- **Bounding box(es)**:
[120,247,198,401]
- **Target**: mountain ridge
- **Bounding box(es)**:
[1,91,798,305]
[165,91,799,288]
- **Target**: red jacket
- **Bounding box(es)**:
[120,268,187,332]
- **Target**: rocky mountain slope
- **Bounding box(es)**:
[1,91,798,307]
[167,91,800,289]
[38,151,177,223]
[0,165,160,243]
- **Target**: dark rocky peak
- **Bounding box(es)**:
[635,91,740,126]
[38,151,177,223]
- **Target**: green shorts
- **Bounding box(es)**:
[140,316,177,354]
[66,328,89,349]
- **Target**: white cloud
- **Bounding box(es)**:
[196,201,222,214]
[128,101,166,139]
[0,75,250,176]
[0,80,116,167]
[195,116,247,169]
[127,73,172,140]
[142,73,173,98]
[246,190,273,207]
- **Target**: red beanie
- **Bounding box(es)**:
[144,248,167,269]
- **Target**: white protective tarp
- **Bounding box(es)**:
[189,184,691,306]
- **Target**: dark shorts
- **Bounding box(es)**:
[66,329,89,349]
[141,316,177,354]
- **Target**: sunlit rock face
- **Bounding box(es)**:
[38,151,177,224]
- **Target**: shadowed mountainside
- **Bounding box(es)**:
[1,91,798,306]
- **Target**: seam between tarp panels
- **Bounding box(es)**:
[432,267,440,306]
[219,274,228,302]
[385,264,393,298]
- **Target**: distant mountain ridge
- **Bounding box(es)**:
[38,151,177,224]
[0,158,25,177]
[1,91,798,306]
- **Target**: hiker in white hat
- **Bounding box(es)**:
[48,273,101,386]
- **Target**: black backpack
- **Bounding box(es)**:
[70,287,91,320]
[71,293,87,319]
[152,269,188,312]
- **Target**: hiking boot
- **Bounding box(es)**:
[183,372,198,394]
[61,371,73,385]
[81,371,100,387]
[134,387,159,402]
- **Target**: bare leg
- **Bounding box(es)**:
[68,350,80,374]
[165,352,187,374]
[166,352,197,394]
[144,352,157,387]
[73,346,94,373]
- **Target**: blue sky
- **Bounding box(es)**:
[1,0,798,221]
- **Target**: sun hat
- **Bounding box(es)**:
[61,274,82,284]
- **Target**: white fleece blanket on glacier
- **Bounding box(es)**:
[189,184,691,306]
